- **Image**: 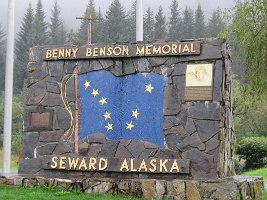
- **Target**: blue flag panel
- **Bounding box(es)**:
[78,70,166,148]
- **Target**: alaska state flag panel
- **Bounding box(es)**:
[78,70,166,148]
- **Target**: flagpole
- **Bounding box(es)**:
[2,0,15,176]
[136,0,143,41]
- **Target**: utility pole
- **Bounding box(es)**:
[76,16,103,45]
[2,0,15,176]
[136,0,143,41]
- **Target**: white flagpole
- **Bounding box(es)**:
[136,0,143,41]
[2,0,15,176]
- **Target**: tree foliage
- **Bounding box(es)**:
[154,6,166,40]
[14,3,34,91]
[181,6,194,39]
[223,0,267,100]
[194,3,206,38]
[144,8,154,41]
[168,0,182,40]
[207,9,225,37]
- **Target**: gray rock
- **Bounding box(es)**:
[37,143,57,156]
[110,61,123,76]
[77,60,90,74]
[123,59,136,75]
[26,81,47,106]
[90,60,103,71]
[127,140,145,158]
[53,140,73,155]
[22,132,40,159]
[27,62,48,86]
[40,93,64,107]
[172,63,186,76]
[177,133,205,151]
[99,140,119,157]
[185,118,196,134]
[54,107,71,130]
[195,120,220,142]
[164,85,181,116]
[133,58,151,73]
[213,61,223,101]
[205,134,220,152]
[46,76,60,94]
[99,59,114,69]
[188,102,221,120]
[64,61,77,74]
[87,143,102,157]
[39,130,64,142]
[163,116,180,130]
[49,61,65,82]
[18,158,43,175]
[87,133,107,144]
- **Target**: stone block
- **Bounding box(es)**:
[27,62,48,86]
[41,93,64,107]
[164,85,181,116]
[77,60,90,74]
[49,61,65,82]
[142,179,156,200]
[98,140,119,157]
[37,143,57,156]
[110,61,123,76]
[213,61,223,101]
[39,130,63,142]
[155,180,166,199]
[53,140,73,155]
[19,158,43,175]
[46,76,60,94]
[26,80,47,106]
[188,102,221,120]
[87,144,102,157]
[87,133,107,144]
[195,120,220,142]
[177,133,205,151]
[22,132,40,159]
[99,59,114,69]
[186,181,201,200]
[127,140,145,158]
[133,58,151,73]
[123,59,136,75]
[90,60,103,71]
[172,63,186,76]
[54,107,71,130]
[172,180,186,199]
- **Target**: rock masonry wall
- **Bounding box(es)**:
[19,39,235,180]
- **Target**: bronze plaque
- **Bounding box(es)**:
[185,63,214,101]
[28,110,53,131]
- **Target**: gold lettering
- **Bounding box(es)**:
[170,160,180,173]
[122,46,129,55]
[172,44,178,53]
[153,46,162,54]
[138,159,148,172]
[99,158,108,170]
[59,156,67,169]
[68,157,79,169]
[52,49,58,58]
[51,156,58,169]
[160,159,168,172]
[149,159,157,172]
[58,49,65,58]
[72,48,79,58]
[145,45,153,55]
[46,50,52,59]
[107,47,113,56]
[86,48,92,57]
[130,159,137,172]
[89,157,96,170]
[190,43,196,53]
[182,44,190,53]
[120,159,129,171]
[113,46,122,56]
[178,44,182,53]
[136,46,145,55]
[93,48,99,57]
[99,47,106,56]
[65,49,72,57]
[79,158,87,170]
[162,45,171,54]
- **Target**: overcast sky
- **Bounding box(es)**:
[0,0,235,33]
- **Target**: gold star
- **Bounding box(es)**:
[105,123,113,132]
[145,84,154,93]
[83,80,91,89]
[99,97,107,105]
[131,109,140,119]
[91,89,99,98]
[103,111,111,121]
[126,121,134,131]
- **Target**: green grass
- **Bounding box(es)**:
[0,185,141,200]
[240,167,267,182]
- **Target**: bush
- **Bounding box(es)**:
[237,137,267,169]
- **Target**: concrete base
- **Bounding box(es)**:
[0,176,264,199]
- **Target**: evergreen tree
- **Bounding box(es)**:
[49,0,67,45]
[168,0,182,40]
[67,29,78,44]
[104,0,127,42]
[77,0,96,44]
[154,6,166,40]
[32,0,49,45]
[194,3,206,38]
[0,24,6,91]
[14,3,34,91]
[181,6,194,39]
[144,8,154,41]
[94,8,105,44]
[207,9,225,37]
[125,0,136,41]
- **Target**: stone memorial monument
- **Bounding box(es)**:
[18,39,264,199]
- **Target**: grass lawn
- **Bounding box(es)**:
[0,185,141,200]
[240,167,267,182]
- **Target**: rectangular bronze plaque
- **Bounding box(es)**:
[43,156,190,174]
[28,110,54,131]
[42,41,201,60]
[185,63,214,101]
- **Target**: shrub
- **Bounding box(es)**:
[237,137,267,169]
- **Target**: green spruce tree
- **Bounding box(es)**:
[207,9,225,37]
[0,24,6,91]
[168,0,182,40]
[93,8,105,44]
[194,3,206,38]
[125,0,136,41]
[49,0,67,45]
[14,3,34,91]
[77,0,96,44]
[144,8,154,41]
[104,0,127,42]
[32,0,49,45]
[154,6,166,40]
[181,6,194,39]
